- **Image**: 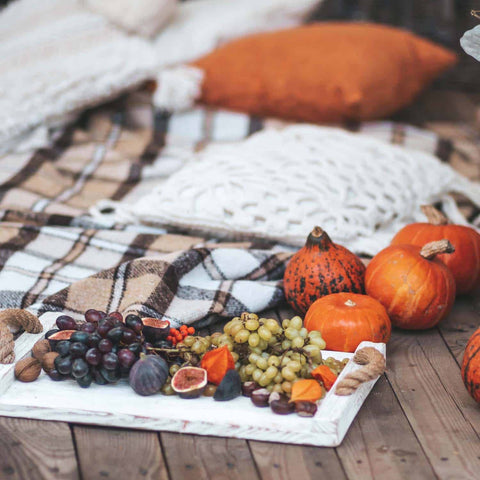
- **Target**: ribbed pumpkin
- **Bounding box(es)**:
[462,328,480,403]
[365,240,456,329]
[391,205,480,294]
[284,227,366,315]
[304,293,391,352]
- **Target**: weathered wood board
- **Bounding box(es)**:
[0,312,385,447]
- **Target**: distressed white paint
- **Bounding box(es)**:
[0,312,385,447]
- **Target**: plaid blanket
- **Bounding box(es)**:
[0,87,478,324]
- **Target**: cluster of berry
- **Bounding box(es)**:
[167,324,195,345]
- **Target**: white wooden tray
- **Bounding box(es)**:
[0,312,386,447]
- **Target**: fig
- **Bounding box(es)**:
[47,330,75,349]
[129,354,168,396]
[214,369,242,402]
[171,367,207,399]
[142,318,170,342]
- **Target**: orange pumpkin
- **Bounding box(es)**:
[304,293,391,352]
[462,328,480,403]
[391,205,480,295]
[365,239,456,329]
[284,226,366,315]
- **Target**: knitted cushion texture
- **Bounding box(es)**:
[193,23,457,123]
[120,125,480,256]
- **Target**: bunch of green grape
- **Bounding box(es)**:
[212,313,329,394]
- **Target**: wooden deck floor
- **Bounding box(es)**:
[0,298,478,480]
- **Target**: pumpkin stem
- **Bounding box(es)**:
[420,239,455,260]
[306,226,333,249]
[421,205,448,226]
[344,299,356,307]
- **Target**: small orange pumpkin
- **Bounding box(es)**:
[365,239,456,329]
[391,205,480,295]
[284,226,366,315]
[462,328,480,403]
[304,293,391,352]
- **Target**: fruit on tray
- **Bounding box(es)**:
[462,328,480,403]
[269,392,295,415]
[284,226,366,315]
[46,329,76,348]
[213,369,242,401]
[365,240,456,329]
[304,293,391,352]
[141,317,170,342]
[201,345,235,385]
[391,205,480,294]
[290,379,324,403]
[311,365,338,391]
[171,366,208,398]
[129,354,169,396]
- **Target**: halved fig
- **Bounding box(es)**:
[142,317,170,342]
[171,367,207,399]
[47,329,76,349]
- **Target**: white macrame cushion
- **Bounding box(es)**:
[111,125,480,255]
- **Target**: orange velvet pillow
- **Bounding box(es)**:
[192,23,457,123]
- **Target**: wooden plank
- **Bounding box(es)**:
[249,440,347,480]
[74,426,167,480]
[438,296,480,365]
[0,418,78,480]
[386,328,480,479]
[160,432,260,480]
[336,376,436,480]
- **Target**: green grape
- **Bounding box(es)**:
[265,318,280,333]
[169,364,180,376]
[265,366,278,379]
[248,333,260,347]
[234,329,250,344]
[218,333,231,343]
[273,373,283,384]
[259,373,270,387]
[239,365,248,382]
[310,337,327,350]
[191,342,203,354]
[258,339,268,350]
[281,367,296,381]
[290,316,303,330]
[290,352,301,362]
[282,319,290,329]
[281,356,290,367]
[300,366,309,378]
[286,360,301,373]
[308,330,322,338]
[299,355,307,365]
[231,352,239,362]
[266,384,274,392]
[223,320,234,335]
[256,357,268,370]
[284,327,299,340]
[245,318,260,331]
[281,381,293,393]
[267,355,280,367]
[299,327,308,339]
[245,364,255,375]
[281,340,292,350]
[183,336,195,347]
[252,369,263,383]
[291,336,304,348]
[261,352,269,359]
[250,347,263,355]
[268,336,277,346]
[258,325,272,341]
[272,384,283,393]
[303,344,320,358]
[230,322,244,337]
[249,353,260,364]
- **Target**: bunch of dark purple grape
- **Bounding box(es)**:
[46,310,146,388]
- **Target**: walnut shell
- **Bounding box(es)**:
[32,339,51,361]
[41,352,59,374]
[14,357,41,382]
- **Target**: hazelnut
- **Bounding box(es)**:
[42,352,59,373]
[14,357,41,382]
[31,339,51,361]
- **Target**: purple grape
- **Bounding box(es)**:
[72,358,89,379]
[125,314,144,334]
[80,322,96,333]
[107,327,124,344]
[87,332,102,348]
[108,311,123,323]
[122,328,137,345]
[85,309,103,323]
[56,315,77,331]
[69,342,88,359]
[48,369,66,381]
[98,339,113,353]
[102,352,119,370]
[118,349,136,368]
[97,320,114,338]
[85,348,102,366]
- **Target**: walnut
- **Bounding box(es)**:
[42,352,59,374]
[32,339,51,362]
[14,357,41,382]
